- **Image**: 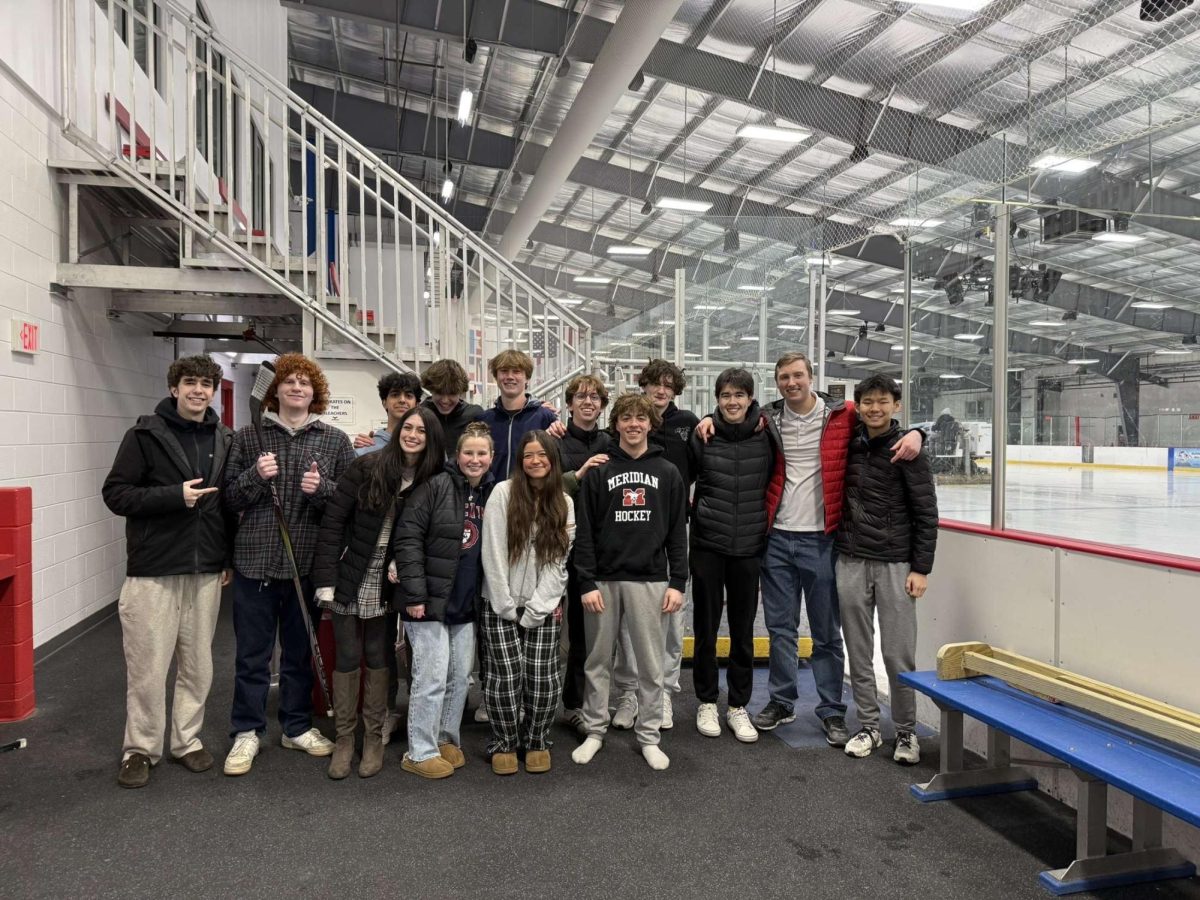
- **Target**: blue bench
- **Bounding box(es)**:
[901,670,1200,895]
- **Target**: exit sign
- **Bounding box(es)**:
[10,319,39,354]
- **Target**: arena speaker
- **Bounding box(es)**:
[1140,0,1192,20]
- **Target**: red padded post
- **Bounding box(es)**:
[0,487,34,722]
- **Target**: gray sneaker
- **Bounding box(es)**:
[751,701,796,731]
[844,727,882,758]
[893,730,921,765]
[822,715,850,747]
[611,695,638,730]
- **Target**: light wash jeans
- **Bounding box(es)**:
[404,621,475,762]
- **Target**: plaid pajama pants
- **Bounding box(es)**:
[481,605,563,753]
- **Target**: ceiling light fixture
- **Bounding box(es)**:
[827,308,861,317]
[896,0,992,10]
[737,284,769,291]
[456,89,473,125]
[441,176,454,202]
[736,123,811,143]
[890,344,906,351]
[777,324,805,331]
[890,217,945,228]
[1068,357,1100,365]
[939,373,965,380]
[556,298,583,305]
[1030,153,1099,173]
[607,245,653,257]
[640,198,653,215]
[740,335,760,342]
[707,343,731,350]
[1092,231,1144,244]
[1029,319,1065,327]
[1154,348,1191,355]
[631,331,657,338]
[841,355,869,363]
[954,333,985,341]
[655,197,713,213]
[1131,300,1171,309]
[694,304,723,310]
[573,276,611,285]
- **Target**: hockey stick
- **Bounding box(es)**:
[249,361,334,717]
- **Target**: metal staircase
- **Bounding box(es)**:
[54,0,589,399]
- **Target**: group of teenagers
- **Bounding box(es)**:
[103,343,939,789]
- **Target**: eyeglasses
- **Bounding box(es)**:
[573,393,602,402]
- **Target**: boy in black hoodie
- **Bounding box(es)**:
[102,355,233,788]
[572,393,688,771]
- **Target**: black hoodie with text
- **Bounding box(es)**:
[574,442,688,595]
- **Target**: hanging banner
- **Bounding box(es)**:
[1168,448,1200,470]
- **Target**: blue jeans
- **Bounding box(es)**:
[404,621,475,762]
[759,529,846,719]
[230,572,315,739]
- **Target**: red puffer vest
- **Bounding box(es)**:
[764,397,856,534]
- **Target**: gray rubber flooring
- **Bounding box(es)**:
[2,600,1199,899]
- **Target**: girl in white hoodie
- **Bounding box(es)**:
[481,430,575,775]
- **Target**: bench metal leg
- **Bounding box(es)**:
[910,707,1038,802]
[1038,776,1196,895]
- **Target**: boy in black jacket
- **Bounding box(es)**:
[102,355,233,788]
[572,393,688,771]
[836,375,938,765]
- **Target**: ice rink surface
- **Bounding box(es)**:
[935,465,1200,558]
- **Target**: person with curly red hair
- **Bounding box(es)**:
[222,353,355,777]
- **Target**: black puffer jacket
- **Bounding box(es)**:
[392,463,495,622]
[311,453,417,606]
[422,398,485,455]
[102,398,234,577]
[650,402,700,484]
[688,402,779,557]
[835,422,939,574]
[557,418,611,472]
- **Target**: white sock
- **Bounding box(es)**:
[572,737,602,765]
[641,745,670,771]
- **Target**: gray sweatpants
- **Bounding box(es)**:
[581,580,667,746]
[836,556,917,732]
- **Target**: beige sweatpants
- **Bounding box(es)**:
[119,573,223,764]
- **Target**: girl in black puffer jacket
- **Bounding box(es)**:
[392,422,496,779]
[312,406,445,779]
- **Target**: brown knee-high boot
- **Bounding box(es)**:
[329,670,360,780]
[359,667,389,778]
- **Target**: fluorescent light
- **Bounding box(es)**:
[1031,153,1099,173]
[631,331,657,337]
[556,298,583,305]
[608,341,631,347]
[841,355,869,363]
[827,308,860,317]
[736,123,811,143]
[655,197,713,213]
[456,88,473,125]
[441,178,454,202]
[1029,319,1065,327]
[1092,231,1144,244]
[1154,348,1191,355]
[685,352,702,358]
[657,319,676,326]
[707,344,731,351]
[939,373,964,380]
[890,344,906,351]
[1067,357,1100,365]
[896,0,991,10]
[694,304,723,310]
[573,276,611,284]
[738,284,769,291]
[954,333,985,341]
[607,245,653,257]
[739,335,760,342]
[1131,300,1171,310]
[778,324,805,331]
[890,217,945,228]
[1007,367,1024,372]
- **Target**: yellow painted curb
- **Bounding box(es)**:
[682,636,812,661]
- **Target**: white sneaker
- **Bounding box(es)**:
[661,695,674,730]
[611,695,637,730]
[224,731,259,776]
[727,706,759,743]
[696,702,721,737]
[893,730,921,765]
[281,727,335,757]
[474,705,490,723]
[844,727,883,758]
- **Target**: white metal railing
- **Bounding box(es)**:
[59,0,589,394]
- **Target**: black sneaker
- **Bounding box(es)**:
[117,752,151,789]
[751,701,796,731]
[821,715,850,747]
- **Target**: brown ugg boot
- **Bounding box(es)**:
[328,670,360,780]
[358,667,389,778]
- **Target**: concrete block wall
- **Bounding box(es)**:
[0,65,176,647]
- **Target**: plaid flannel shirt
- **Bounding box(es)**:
[224,415,355,581]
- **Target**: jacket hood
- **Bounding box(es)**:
[263,411,324,435]
[444,457,497,490]
[567,418,605,443]
[606,442,665,463]
[152,396,220,431]
[713,401,762,442]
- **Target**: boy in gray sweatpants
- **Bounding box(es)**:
[571,393,688,771]
[835,375,938,764]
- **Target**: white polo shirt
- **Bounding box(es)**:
[773,395,826,533]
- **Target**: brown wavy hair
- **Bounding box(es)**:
[266,353,330,415]
[506,430,570,569]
